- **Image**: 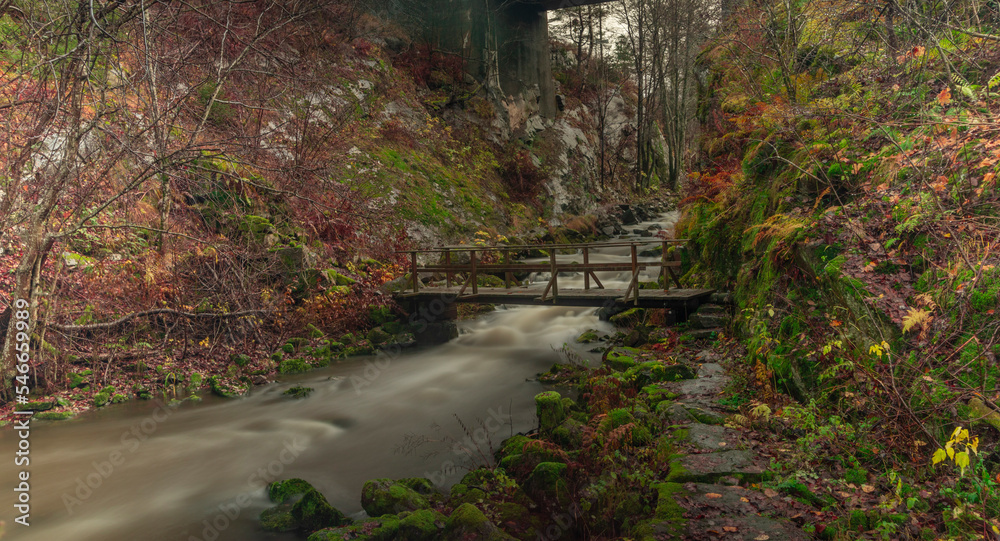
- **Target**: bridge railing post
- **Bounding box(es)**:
[410,251,419,293]
[504,249,512,289]
[550,250,558,300]
[470,249,478,295]
[445,249,452,288]
[630,244,639,305]
[660,240,668,291]
[583,246,590,290]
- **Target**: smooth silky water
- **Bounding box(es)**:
[0,213,677,541]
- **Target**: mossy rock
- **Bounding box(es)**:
[110,394,128,404]
[279,358,311,374]
[68,370,92,388]
[609,307,646,327]
[207,375,243,398]
[322,268,356,286]
[395,509,447,540]
[361,478,432,516]
[524,462,569,506]
[21,400,55,412]
[626,361,696,387]
[260,504,298,532]
[576,330,599,343]
[230,353,251,367]
[494,434,531,462]
[605,347,642,371]
[367,327,392,346]
[643,385,680,407]
[340,333,356,345]
[93,386,115,407]
[307,516,402,541]
[551,417,585,448]
[345,343,375,357]
[449,482,487,506]
[283,386,314,399]
[292,488,351,531]
[271,351,284,363]
[282,343,296,354]
[630,482,688,539]
[269,478,316,504]
[535,391,566,433]
[443,503,515,540]
[33,411,75,421]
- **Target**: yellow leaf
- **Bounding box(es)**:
[932,448,946,465]
[947,446,955,460]
[861,484,875,493]
[970,437,979,455]
[952,426,964,440]
[706,493,722,499]
[902,308,931,333]
[956,451,970,475]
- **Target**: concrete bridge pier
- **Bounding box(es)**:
[421,0,557,118]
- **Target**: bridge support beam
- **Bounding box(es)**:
[398,297,460,346]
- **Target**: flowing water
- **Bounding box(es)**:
[1,212,678,541]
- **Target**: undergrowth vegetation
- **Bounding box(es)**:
[680,0,1000,536]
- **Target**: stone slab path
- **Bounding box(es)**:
[655,356,814,541]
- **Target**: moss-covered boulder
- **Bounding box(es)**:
[279,358,311,374]
[33,411,75,421]
[625,361,695,387]
[268,478,315,504]
[230,353,251,367]
[535,391,567,433]
[576,330,599,343]
[260,505,298,532]
[361,478,433,516]
[442,503,515,540]
[523,462,570,506]
[93,386,115,407]
[68,369,92,388]
[261,480,350,533]
[605,347,642,371]
[367,327,391,346]
[21,400,55,411]
[609,307,646,327]
[292,488,351,531]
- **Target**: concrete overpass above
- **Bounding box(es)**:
[418,0,615,118]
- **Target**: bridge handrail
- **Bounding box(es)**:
[397,239,689,305]
[394,238,688,254]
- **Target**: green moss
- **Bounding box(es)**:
[33,411,75,421]
[576,331,599,343]
[609,308,646,327]
[291,488,350,531]
[268,478,315,503]
[260,505,297,532]
[535,391,566,433]
[361,479,431,516]
[397,509,446,540]
[279,358,310,374]
[21,400,55,411]
[283,386,314,399]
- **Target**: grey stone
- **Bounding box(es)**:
[685,515,808,541]
[674,450,763,482]
[686,423,741,452]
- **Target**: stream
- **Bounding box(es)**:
[1,212,678,541]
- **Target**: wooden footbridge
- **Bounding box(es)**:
[395,240,714,319]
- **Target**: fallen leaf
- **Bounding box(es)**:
[719,442,728,447]
[938,87,952,105]
[836,491,851,498]
[862,484,875,493]
[724,526,738,532]
[740,497,750,502]
[755,536,771,541]
[763,488,778,498]
[706,493,722,499]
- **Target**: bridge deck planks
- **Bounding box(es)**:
[396,286,714,310]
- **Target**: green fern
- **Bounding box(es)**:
[988,70,1000,91]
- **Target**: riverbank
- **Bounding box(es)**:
[0,203,670,425]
